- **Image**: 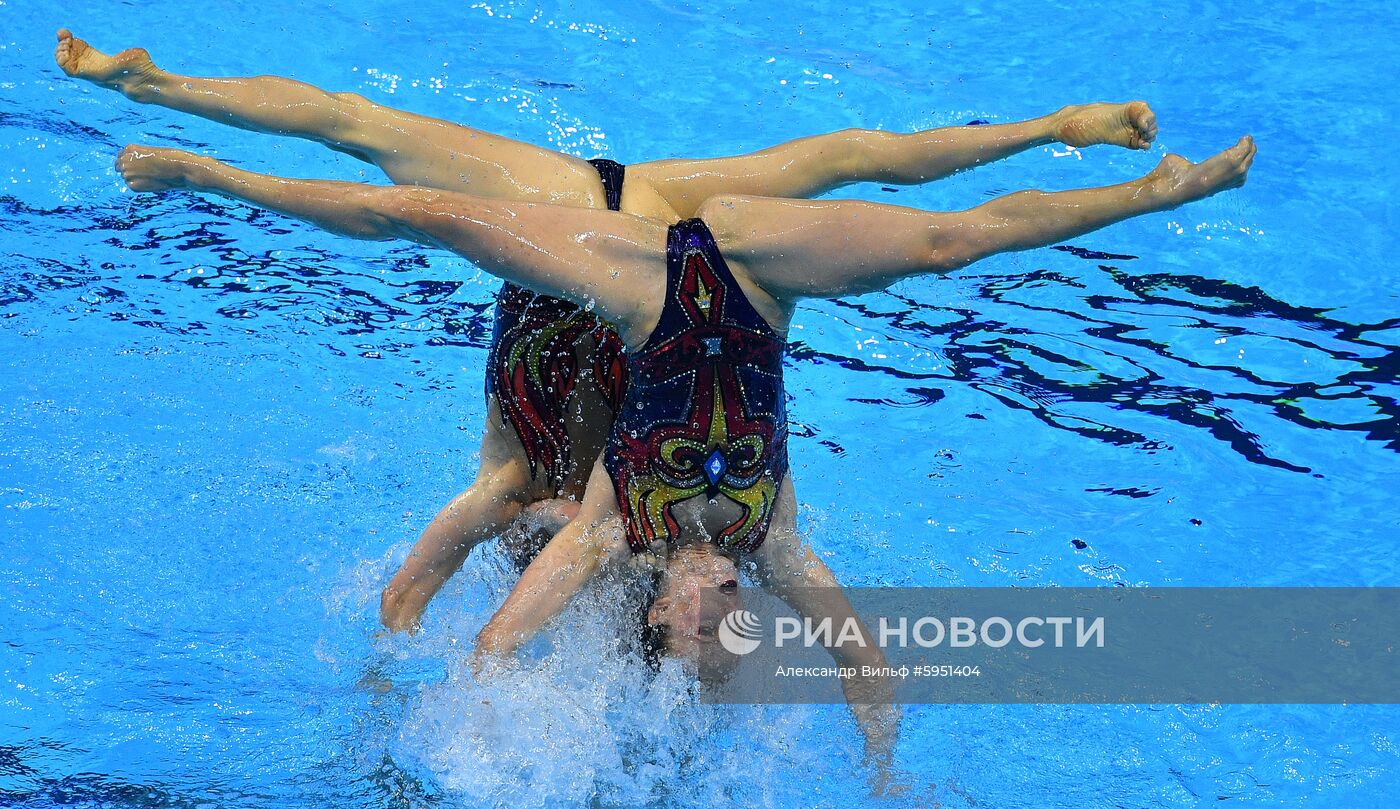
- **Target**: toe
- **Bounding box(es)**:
[1133,103,1157,147]
[57,28,72,42]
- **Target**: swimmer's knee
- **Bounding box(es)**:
[695,194,733,220]
[330,90,380,117]
[322,91,392,155]
[695,194,750,231]
[838,128,899,175]
[696,194,769,254]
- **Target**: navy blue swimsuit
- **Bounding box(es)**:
[604,219,789,555]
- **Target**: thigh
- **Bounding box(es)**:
[356,100,609,207]
[333,93,607,204]
[697,193,951,308]
[628,130,865,219]
[391,192,669,344]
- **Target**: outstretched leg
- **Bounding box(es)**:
[628,103,1158,218]
[115,144,667,340]
[54,29,606,205]
[113,136,1253,336]
[699,136,1256,305]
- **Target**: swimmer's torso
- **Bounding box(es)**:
[604,218,789,555]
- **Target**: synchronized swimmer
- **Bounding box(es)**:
[56,27,1253,764]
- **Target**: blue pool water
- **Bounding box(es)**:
[3,0,1398,806]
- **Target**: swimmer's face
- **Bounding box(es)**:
[647,547,741,679]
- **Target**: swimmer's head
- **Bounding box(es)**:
[643,543,742,681]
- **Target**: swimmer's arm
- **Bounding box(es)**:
[380,480,541,633]
[471,513,629,663]
[751,532,900,767]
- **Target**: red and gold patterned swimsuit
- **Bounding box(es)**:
[603,218,788,555]
[483,159,629,491]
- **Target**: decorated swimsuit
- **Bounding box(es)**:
[604,218,789,555]
[484,159,629,491]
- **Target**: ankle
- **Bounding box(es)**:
[177,153,216,189]
[1135,173,1180,212]
[121,65,167,103]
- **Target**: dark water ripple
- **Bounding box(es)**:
[813,248,1397,472]
[3,194,1395,474]
[0,110,113,146]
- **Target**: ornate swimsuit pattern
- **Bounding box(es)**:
[604,218,788,555]
[483,159,629,490]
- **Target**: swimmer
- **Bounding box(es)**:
[102,128,1251,762]
[54,29,1162,637]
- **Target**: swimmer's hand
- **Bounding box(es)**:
[853,699,900,767]
[846,675,906,800]
[468,646,513,682]
[868,765,940,807]
[379,583,424,636]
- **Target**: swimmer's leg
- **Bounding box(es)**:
[699,136,1255,299]
[114,136,1252,330]
[54,29,605,204]
[380,407,539,633]
[116,145,665,340]
[629,103,1157,218]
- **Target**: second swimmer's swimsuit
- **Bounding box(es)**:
[604,219,789,555]
[484,158,629,490]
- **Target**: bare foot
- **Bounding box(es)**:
[116,145,205,192]
[1055,101,1158,150]
[55,29,160,95]
[1147,135,1256,206]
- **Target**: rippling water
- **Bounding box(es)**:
[3,0,1398,806]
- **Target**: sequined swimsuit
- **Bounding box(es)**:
[484,159,629,491]
[604,219,789,555]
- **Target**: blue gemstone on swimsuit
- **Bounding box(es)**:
[705,448,728,485]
